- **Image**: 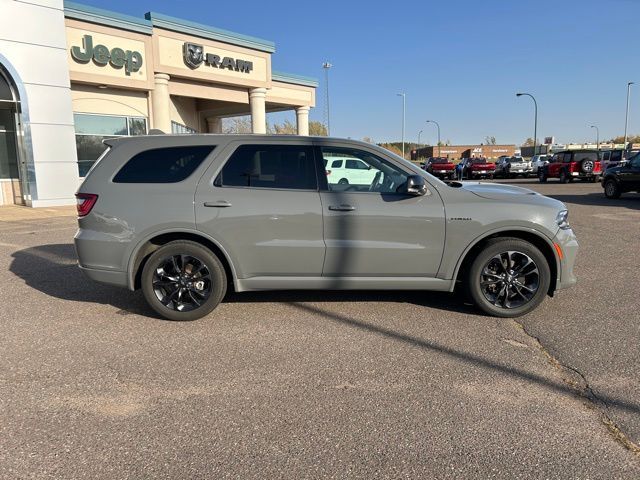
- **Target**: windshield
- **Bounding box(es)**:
[470,158,488,164]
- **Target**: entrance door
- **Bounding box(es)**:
[0,69,23,205]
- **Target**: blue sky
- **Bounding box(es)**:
[77,0,640,145]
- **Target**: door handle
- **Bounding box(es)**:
[203,201,232,208]
[328,204,356,211]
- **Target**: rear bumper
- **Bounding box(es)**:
[553,228,579,291]
[78,264,128,288]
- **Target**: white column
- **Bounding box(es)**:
[206,117,223,133]
[249,87,267,134]
[151,73,171,133]
[296,106,310,136]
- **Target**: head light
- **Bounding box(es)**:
[556,210,570,229]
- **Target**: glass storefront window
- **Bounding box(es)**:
[74,113,147,176]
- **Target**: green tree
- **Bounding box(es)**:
[309,121,328,136]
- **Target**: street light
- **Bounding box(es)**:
[623,82,634,157]
[516,92,538,159]
[322,62,333,135]
[418,129,423,146]
[397,93,406,158]
[426,120,441,157]
[590,125,600,154]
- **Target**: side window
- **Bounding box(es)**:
[322,147,408,193]
[629,154,640,169]
[563,153,573,163]
[113,146,214,183]
[217,144,317,190]
[610,150,622,162]
[331,159,343,168]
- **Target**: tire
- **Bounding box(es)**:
[604,179,621,199]
[538,169,547,183]
[580,159,595,174]
[466,238,551,318]
[338,178,349,185]
[559,169,569,184]
[141,240,227,321]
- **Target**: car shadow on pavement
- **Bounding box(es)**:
[9,243,155,317]
[548,192,640,209]
[287,302,640,418]
[223,289,477,316]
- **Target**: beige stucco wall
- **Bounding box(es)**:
[267,81,315,107]
[71,84,149,117]
[65,19,153,90]
[170,96,199,131]
[153,29,270,89]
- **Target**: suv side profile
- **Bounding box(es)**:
[75,135,578,321]
[601,152,640,198]
[538,149,601,183]
[325,156,377,186]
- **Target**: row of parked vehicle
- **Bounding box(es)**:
[420,148,640,199]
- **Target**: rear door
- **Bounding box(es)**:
[195,140,325,279]
[316,142,446,278]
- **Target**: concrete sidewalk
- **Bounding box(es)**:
[0,205,76,222]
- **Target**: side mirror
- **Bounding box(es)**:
[401,175,428,196]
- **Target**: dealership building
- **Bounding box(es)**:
[411,144,517,161]
[0,1,317,207]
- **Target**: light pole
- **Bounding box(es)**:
[418,129,423,146]
[426,120,441,157]
[397,93,406,158]
[516,92,537,159]
[590,125,600,154]
[322,62,333,135]
[623,82,634,157]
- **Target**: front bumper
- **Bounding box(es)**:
[552,227,579,291]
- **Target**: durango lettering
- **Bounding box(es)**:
[71,35,143,76]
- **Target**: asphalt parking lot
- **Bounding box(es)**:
[1,179,639,478]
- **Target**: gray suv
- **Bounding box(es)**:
[74,135,578,321]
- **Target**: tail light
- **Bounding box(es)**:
[75,193,98,217]
[569,162,577,173]
[594,161,601,173]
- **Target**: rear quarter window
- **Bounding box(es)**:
[113,146,214,183]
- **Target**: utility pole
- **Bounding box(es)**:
[322,62,333,136]
[397,93,406,158]
[590,125,600,154]
[426,120,441,157]
[623,82,634,157]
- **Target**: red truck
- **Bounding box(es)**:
[459,157,496,180]
[538,149,601,183]
[424,157,456,179]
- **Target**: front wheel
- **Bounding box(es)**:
[466,238,550,318]
[538,169,547,183]
[559,170,569,184]
[141,240,227,321]
[603,179,621,199]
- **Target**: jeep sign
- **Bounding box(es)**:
[183,42,253,74]
[71,35,143,76]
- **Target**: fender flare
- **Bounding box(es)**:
[448,226,560,292]
[126,228,239,290]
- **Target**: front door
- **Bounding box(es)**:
[317,144,446,278]
[195,141,325,279]
[0,104,23,205]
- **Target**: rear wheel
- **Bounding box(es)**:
[604,179,621,199]
[467,238,550,318]
[338,178,349,185]
[141,240,227,321]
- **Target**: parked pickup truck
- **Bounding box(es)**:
[424,157,456,179]
[459,157,496,180]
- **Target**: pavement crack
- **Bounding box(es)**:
[511,318,640,456]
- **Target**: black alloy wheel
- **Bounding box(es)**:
[467,238,550,317]
[141,240,227,321]
[152,254,211,312]
[559,169,569,184]
[538,169,547,183]
[479,251,539,309]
